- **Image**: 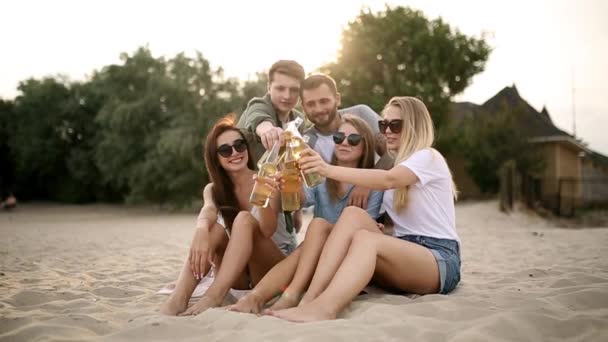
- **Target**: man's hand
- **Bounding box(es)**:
[374,133,387,156]
[256,121,284,150]
[348,185,371,209]
[189,227,210,280]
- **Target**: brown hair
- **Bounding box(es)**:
[268,60,305,83]
[300,73,338,99]
[326,115,376,201]
[203,114,255,230]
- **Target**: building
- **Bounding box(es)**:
[448,85,608,214]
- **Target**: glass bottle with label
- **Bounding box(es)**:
[249,141,280,208]
[280,141,302,211]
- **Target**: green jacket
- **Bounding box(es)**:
[237,94,305,166]
[236,94,306,234]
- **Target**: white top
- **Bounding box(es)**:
[314,133,336,163]
[383,148,459,242]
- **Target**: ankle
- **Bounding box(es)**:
[280,290,303,303]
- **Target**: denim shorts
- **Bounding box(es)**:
[397,235,461,294]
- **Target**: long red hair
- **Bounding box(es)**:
[203,114,255,230]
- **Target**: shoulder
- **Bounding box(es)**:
[402,148,436,164]
[243,96,273,115]
[203,183,214,195]
[398,148,448,172]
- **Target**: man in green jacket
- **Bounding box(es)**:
[237,60,306,165]
[237,60,306,236]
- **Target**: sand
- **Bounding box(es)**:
[1,201,607,341]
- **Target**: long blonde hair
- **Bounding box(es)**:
[383,97,457,211]
[326,115,376,201]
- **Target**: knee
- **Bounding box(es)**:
[351,229,376,248]
[335,206,368,227]
[232,211,258,231]
[343,205,367,217]
[308,218,332,236]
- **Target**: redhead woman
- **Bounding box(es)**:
[160,115,296,316]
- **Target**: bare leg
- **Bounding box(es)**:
[272,229,440,322]
[181,211,284,315]
[228,248,302,314]
[299,207,381,305]
[268,218,332,310]
[160,223,227,315]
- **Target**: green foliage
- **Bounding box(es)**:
[460,102,545,193]
[322,5,490,132]
[3,47,247,206]
[241,72,268,107]
[8,77,104,202]
[0,99,16,197]
[92,47,242,206]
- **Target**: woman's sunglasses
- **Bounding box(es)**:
[217,139,247,158]
[378,119,404,134]
[333,132,362,146]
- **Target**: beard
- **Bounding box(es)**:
[309,104,339,129]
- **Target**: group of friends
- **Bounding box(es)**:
[159,60,461,323]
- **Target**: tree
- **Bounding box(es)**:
[321,6,490,135]
[0,99,16,199]
[460,102,544,193]
[9,77,104,202]
[93,47,242,206]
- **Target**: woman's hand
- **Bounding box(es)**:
[253,173,280,197]
[189,227,210,280]
[298,148,331,177]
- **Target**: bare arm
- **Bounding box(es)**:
[196,183,219,230]
[191,183,219,279]
[299,148,418,191]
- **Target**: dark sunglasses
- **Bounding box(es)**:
[378,119,404,134]
[217,139,247,158]
[333,132,363,146]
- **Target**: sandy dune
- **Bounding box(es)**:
[1,201,607,341]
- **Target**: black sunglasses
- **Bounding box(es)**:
[217,139,247,158]
[378,119,404,134]
[333,132,363,146]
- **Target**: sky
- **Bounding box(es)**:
[2,0,607,154]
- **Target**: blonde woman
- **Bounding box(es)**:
[269,96,461,322]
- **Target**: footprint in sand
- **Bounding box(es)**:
[6,290,82,307]
[92,286,144,299]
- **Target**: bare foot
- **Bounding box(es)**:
[297,295,314,307]
[267,303,337,323]
[179,296,221,316]
[267,293,300,311]
[228,292,264,314]
[159,294,188,316]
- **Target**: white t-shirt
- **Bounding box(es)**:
[383,148,459,242]
[314,133,335,163]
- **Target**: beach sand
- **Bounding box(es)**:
[1,201,607,341]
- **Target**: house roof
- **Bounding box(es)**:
[449,85,608,167]
[481,86,572,138]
